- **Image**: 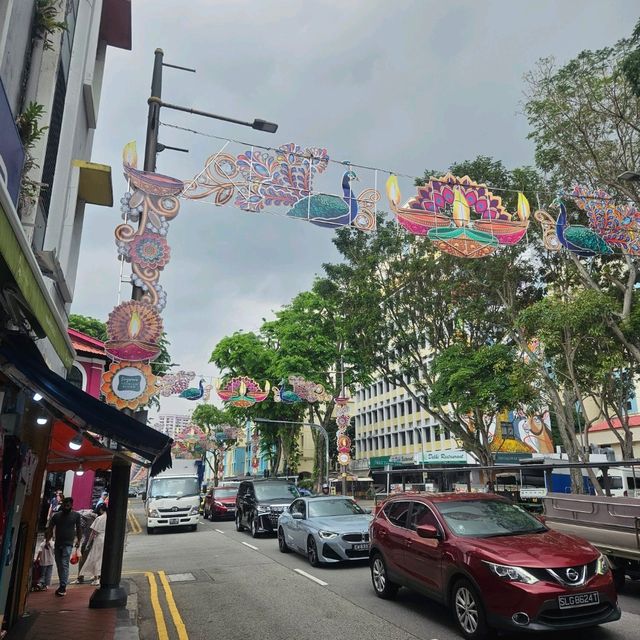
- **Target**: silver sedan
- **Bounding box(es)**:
[277,496,372,566]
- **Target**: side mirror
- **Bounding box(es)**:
[416,524,440,539]
[292,512,304,520]
[363,508,372,514]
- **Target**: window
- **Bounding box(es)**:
[400,432,406,446]
[392,433,398,447]
[425,428,432,443]
[408,431,414,445]
[385,434,391,448]
[66,365,84,389]
[392,405,398,418]
[407,400,413,414]
[290,499,306,518]
[409,502,439,531]
[383,501,411,528]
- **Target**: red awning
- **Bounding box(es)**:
[47,421,114,472]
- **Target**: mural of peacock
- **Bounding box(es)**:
[555,203,613,257]
[287,170,359,228]
[179,378,205,401]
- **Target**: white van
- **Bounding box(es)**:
[597,467,640,497]
[145,460,201,534]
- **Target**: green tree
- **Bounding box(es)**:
[68,314,107,341]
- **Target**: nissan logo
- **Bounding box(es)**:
[565,568,580,582]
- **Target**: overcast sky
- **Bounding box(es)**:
[72,0,637,419]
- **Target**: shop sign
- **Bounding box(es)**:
[369,456,391,468]
[520,488,547,498]
[494,452,533,463]
[389,454,416,465]
[421,450,468,464]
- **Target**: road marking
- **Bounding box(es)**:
[158,570,189,640]
[294,568,328,586]
[145,571,169,640]
[214,529,225,534]
[241,541,259,550]
[127,510,142,534]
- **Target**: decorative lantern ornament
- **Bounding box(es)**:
[334,396,352,467]
[105,300,163,361]
[100,361,157,410]
[216,377,270,407]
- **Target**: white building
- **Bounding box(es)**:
[155,413,192,439]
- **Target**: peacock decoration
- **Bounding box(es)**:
[273,379,303,404]
[536,202,613,257]
[181,142,379,231]
[179,378,205,401]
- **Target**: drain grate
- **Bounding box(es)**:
[166,573,196,583]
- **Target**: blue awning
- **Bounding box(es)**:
[0,333,172,475]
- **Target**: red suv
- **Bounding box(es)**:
[369,493,620,639]
[203,486,238,521]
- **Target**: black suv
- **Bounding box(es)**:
[235,479,299,537]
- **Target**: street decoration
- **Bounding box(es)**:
[157,370,196,396]
[386,174,531,258]
[273,375,332,404]
[334,396,352,467]
[105,300,163,361]
[181,142,380,231]
[216,377,271,407]
[536,203,613,257]
[251,428,260,472]
[572,185,640,255]
[100,361,157,411]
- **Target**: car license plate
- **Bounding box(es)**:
[558,591,599,609]
[353,543,369,551]
[169,518,179,525]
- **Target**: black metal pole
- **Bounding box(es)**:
[143,48,164,174]
[89,457,131,608]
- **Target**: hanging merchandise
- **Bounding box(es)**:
[181,142,380,231]
[386,174,531,257]
[273,375,331,404]
[105,300,163,361]
[572,185,640,255]
[100,361,157,411]
[216,377,270,408]
[535,202,613,257]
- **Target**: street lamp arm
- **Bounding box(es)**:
[148,97,278,133]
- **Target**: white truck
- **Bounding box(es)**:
[144,459,201,534]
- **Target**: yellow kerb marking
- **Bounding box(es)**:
[146,571,169,640]
[158,570,189,640]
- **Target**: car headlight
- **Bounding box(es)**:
[596,554,610,575]
[148,508,160,518]
[214,501,224,508]
[318,530,338,539]
[257,505,271,514]
[484,561,539,584]
[188,506,199,515]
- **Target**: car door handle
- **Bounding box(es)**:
[405,539,413,547]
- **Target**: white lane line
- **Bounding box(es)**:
[294,568,328,587]
[215,529,225,534]
[241,541,259,550]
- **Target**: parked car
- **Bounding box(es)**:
[370,492,620,640]
[235,479,299,537]
[278,496,372,566]
[203,486,239,521]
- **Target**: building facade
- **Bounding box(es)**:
[0,0,134,627]
[154,413,192,440]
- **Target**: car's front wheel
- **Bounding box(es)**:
[451,578,489,640]
[307,536,322,567]
[278,527,290,553]
[370,553,398,599]
[235,512,245,532]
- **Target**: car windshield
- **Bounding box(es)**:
[308,498,365,518]
[149,477,200,498]
[214,489,237,499]
[254,483,300,501]
[435,499,546,538]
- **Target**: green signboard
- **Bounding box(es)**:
[369,456,391,468]
[494,452,533,464]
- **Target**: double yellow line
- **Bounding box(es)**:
[127,510,142,534]
[145,570,189,640]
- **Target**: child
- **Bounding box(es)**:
[35,534,54,591]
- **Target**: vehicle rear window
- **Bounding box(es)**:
[434,499,546,538]
[383,501,411,528]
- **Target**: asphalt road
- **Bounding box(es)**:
[124,501,640,640]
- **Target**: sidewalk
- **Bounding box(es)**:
[4,580,138,640]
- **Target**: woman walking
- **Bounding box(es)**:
[80,504,107,585]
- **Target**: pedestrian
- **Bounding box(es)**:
[80,504,107,585]
[95,491,109,511]
[46,496,82,596]
[321,483,330,495]
[47,489,63,521]
[73,508,97,584]
[34,532,55,590]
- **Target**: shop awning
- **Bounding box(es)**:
[48,421,114,472]
[0,334,172,475]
